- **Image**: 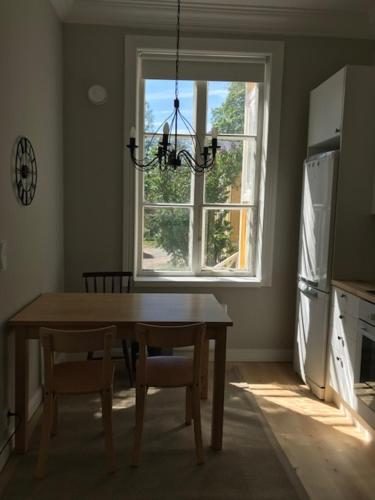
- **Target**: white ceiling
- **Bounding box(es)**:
[50,0,375,39]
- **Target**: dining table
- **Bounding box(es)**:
[8,292,233,454]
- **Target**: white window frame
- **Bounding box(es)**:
[123,36,284,287]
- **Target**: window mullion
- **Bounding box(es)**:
[250,83,264,276]
[136,78,146,276]
[192,81,207,275]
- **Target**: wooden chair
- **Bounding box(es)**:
[36,326,116,479]
[132,322,206,467]
[82,271,134,386]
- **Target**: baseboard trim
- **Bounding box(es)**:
[226,349,293,362]
[176,347,292,362]
[0,387,42,474]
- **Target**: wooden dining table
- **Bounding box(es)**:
[8,292,233,454]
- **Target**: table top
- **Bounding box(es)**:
[9,293,233,327]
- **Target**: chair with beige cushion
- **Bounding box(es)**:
[132,322,206,467]
[36,326,116,479]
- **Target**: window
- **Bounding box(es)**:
[138,78,262,277]
[124,36,284,285]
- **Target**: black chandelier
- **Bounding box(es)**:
[127,0,220,174]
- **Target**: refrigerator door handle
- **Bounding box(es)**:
[300,276,319,288]
[300,286,318,300]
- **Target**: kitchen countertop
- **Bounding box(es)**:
[332,280,375,304]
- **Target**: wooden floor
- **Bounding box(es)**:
[1,362,375,499]
[236,362,375,500]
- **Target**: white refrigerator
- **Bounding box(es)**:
[294,150,339,399]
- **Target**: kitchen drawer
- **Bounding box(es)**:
[333,287,359,320]
[328,338,357,408]
[358,318,375,341]
[359,299,375,327]
[331,313,358,342]
[330,318,357,363]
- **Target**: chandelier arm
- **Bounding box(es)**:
[177,110,204,152]
[151,110,175,139]
[129,147,158,167]
[129,148,162,170]
[127,0,220,174]
[178,149,213,173]
[177,110,198,139]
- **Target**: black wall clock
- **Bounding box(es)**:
[14,136,37,206]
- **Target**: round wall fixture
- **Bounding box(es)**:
[14,136,37,206]
[88,84,108,105]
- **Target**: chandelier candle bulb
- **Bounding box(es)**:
[130,126,136,139]
[163,123,170,135]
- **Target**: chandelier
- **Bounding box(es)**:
[127,0,220,174]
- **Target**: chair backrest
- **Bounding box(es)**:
[135,323,206,387]
[40,326,116,392]
[82,271,133,293]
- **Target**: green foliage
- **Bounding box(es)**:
[211,82,245,134]
[143,82,246,269]
[204,142,242,266]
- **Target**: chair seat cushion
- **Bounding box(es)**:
[144,356,194,387]
[53,360,114,394]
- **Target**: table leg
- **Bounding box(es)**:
[200,337,209,400]
[211,327,226,451]
[15,327,29,453]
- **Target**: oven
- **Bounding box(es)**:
[357,300,375,390]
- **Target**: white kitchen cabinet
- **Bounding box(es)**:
[328,287,359,408]
[308,68,345,148]
[313,66,375,281]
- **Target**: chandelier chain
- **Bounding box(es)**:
[127,0,220,173]
[175,0,181,99]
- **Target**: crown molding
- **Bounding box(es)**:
[49,0,74,20]
[62,0,375,39]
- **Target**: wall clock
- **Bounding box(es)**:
[14,136,37,206]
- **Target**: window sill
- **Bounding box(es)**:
[133,276,264,288]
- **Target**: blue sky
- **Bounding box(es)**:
[144,80,230,134]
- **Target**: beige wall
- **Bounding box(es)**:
[0,0,63,455]
[63,24,375,356]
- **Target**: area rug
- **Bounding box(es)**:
[1,365,308,499]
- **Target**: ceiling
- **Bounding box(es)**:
[50,0,375,39]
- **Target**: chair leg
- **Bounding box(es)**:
[200,338,209,400]
[132,384,146,467]
[131,341,139,375]
[36,393,53,479]
[121,340,133,387]
[192,385,204,465]
[51,394,58,436]
[101,388,116,474]
[185,386,192,425]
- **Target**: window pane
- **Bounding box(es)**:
[202,208,254,271]
[142,207,192,271]
[144,80,195,134]
[207,81,259,136]
[207,82,245,135]
[143,136,193,203]
[204,138,256,204]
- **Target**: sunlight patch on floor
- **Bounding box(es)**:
[230,381,370,443]
[92,387,163,418]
